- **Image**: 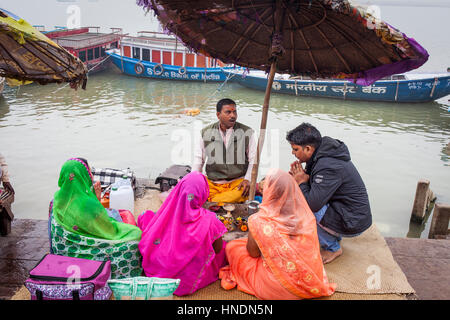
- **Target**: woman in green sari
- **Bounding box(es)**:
[49,158,142,279]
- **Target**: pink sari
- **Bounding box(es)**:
[138,171,227,296]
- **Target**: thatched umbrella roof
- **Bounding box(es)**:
[0,8,87,89]
[138,0,428,85]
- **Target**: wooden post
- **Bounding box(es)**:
[248,0,285,200]
[428,203,450,239]
[406,199,436,238]
[411,179,436,223]
[248,60,277,200]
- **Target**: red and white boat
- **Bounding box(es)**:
[43,26,122,74]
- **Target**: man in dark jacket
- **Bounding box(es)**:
[287,123,372,264]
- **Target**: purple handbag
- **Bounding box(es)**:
[25,254,112,300]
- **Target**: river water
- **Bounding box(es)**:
[0,0,449,238]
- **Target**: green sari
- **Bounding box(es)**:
[51,158,142,278]
[53,158,141,241]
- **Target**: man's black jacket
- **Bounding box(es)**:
[299,136,372,236]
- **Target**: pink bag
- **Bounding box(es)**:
[119,210,137,226]
[25,254,112,300]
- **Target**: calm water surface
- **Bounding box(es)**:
[0,69,449,238]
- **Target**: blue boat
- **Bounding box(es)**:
[107,32,232,82]
[224,69,450,103]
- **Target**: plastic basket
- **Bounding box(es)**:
[107,277,180,300]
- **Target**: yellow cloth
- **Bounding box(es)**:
[207,178,248,204]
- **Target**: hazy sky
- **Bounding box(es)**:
[0,0,160,34]
[1,0,448,33]
[354,0,450,7]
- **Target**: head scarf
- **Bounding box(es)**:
[248,168,336,298]
[52,158,142,241]
[138,171,227,295]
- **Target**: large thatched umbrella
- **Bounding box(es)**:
[0,8,87,89]
[138,0,429,199]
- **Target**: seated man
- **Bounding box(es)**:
[193,98,257,204]
[0,153,14,194]
[0,152,15,236]
[287,123,372,264]
[0,152,15,202]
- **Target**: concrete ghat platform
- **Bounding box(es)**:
[1,219,449,300]
[0,219,49,300]
[384,237,450,300]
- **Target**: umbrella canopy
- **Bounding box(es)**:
[0,8,87,89]
[138,0,429,199]
[138,0,428,85]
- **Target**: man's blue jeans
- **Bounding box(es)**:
[314,204,362,252]
[313,204,342,252]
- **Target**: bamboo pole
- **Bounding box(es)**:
[248,0,284,200]
[248,60,277,200]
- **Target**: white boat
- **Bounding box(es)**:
[107,31,234,82]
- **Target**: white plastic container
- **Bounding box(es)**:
[109,184,134,213]
[112,176,132,189]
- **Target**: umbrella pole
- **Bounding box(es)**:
[249,60,277,200]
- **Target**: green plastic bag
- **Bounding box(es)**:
[107,277,180,300]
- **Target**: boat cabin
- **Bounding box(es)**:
[120,31,225,68]
[45,27,121,67]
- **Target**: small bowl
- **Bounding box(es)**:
[222,204,236,212]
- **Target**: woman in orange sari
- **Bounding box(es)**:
[220,169,336,299]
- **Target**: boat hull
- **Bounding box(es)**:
[86,57,113,74]
[227,71,450,103]
[108,52,229,82]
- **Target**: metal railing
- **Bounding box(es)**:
[54,34,121,49]
[121,33,190,53]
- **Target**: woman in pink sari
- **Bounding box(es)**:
[138,171,227,296]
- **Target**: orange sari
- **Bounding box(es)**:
[221,169,336,299]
